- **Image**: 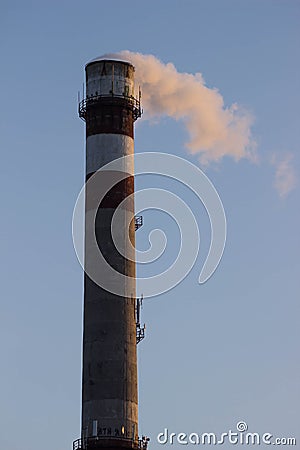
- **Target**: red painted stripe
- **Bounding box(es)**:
[85,171,134,209]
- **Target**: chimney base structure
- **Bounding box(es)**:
[74,57,148,450]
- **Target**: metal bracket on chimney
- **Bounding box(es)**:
[134,215,143,231]
[136,296,146,344]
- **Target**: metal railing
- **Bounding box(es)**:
[73,436,149,450]
[78,93,142,121]
[73,439,82,450]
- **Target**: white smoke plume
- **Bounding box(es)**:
[115,50,255,164]
[271,153,297,198]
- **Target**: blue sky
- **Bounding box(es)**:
[1,1,299,449]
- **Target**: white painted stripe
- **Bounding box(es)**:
[86,133,134,175]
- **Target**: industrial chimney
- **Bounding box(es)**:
[74,57,147,450]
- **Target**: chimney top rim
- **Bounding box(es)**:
[86,54,134,69]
